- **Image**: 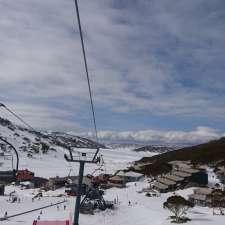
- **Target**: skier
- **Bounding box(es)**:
[4,211,7,219]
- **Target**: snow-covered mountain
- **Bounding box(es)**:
[105,143,181,154]
[0,116,156,177]
[0,116,105,157]
[105,143,142,150]
[133,145,178,153]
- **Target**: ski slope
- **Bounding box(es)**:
[1,145,155,178]
[1,139,224,225]
[1,181,225,225]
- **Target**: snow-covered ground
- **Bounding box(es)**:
[1,146,225,225]
[1,146,155,178]
[207,168,221,188]
[1,181,225,225]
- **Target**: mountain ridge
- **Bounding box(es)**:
[0,116,105,157]
[135,137,225,176]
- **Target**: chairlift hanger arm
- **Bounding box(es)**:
[92,147,100,161]
[64,153,99,164]
[0,136,19,172]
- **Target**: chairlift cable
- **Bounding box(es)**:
[0,103,36,132]
[73,0,99,144]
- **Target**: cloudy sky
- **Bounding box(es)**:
[0,0,225,144]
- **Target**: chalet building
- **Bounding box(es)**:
[108,176,126,188]
[153,161,208,193]
[65,182,87,196]
[164,174,184,184]
[116,171,144,183]
[65,176,92,196]
[188,188,212,207]
[73,176,92,188]
[216,166,225,184]
[211,189,225,208]
[131,162,153,171]
[157,177,176,189]
[153,174,186,192]
[0,170,16,183]
[46,176,67,190]
[153,182,168,193]
[168,160,192,170]
[174,165,208,185]
[92,174,111,185]
[32,177,48,188]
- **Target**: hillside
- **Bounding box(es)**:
[0,117,156,178]
[135,137,225,176]
[0,116,105,157]
[133,145,176,153]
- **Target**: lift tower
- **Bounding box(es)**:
[64,150,100,225]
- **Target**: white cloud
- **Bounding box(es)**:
[77,126,221,144]
[0,0,225,132]
[0,102,82,131]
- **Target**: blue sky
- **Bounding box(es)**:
[0,0,225,144]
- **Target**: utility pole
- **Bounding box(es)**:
[64,151,99,225]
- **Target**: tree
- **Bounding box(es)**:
[41,142,49,154]
[163,195,194,223]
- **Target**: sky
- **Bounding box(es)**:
[0,0,225,144]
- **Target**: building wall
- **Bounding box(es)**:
[190,172,208,186]
[0,185,5,195]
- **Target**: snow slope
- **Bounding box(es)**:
[0,116,104,158]
[0,116,155,177]
[1,181,224,225]
[1,145,155,178]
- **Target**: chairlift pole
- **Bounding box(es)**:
[74,161,85,225]
[64,151,99,225]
